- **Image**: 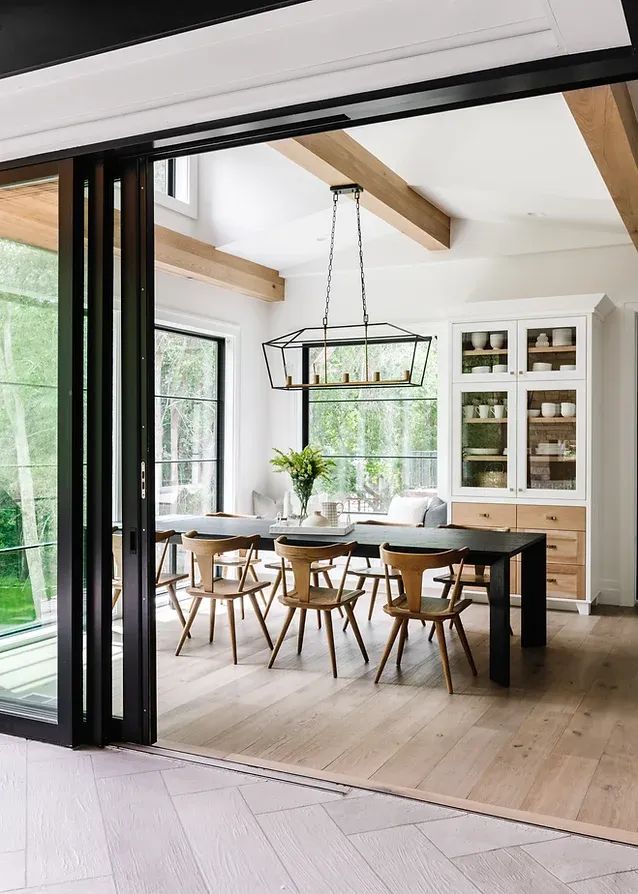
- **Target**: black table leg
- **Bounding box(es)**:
[489,556,511,687]
[520,539,547,648]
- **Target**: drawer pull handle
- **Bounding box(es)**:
[546,515,558,521]
[479,513,490,518]
[547,544,558,550]
[547,577,558,584]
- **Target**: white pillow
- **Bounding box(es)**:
[252,491,283,519]
[387,495,431,526]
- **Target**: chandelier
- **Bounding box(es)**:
[263,184,432,391]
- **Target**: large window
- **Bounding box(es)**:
[155,327,224,517]
[304,339,438,514]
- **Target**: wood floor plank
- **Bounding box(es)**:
[350,824,479,893]
[26,755,111,888]
[577,754,638,832]
[419,725,513,798]
[172,787,296,893]
[522,753,598,819]
[97,771,208,894]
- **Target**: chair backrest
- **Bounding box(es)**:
[181,531,259,592]
[274,537,356,603]
[379,543,469,612]
[113,528,176,586]
[204,513,259,557]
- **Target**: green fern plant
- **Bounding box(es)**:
[270,446,335,520]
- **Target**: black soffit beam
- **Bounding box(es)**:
[0,1,312,80]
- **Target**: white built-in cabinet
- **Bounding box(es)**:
[448,301,609,614]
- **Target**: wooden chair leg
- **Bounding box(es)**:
[175,597,203,656]
[322,571,333,587]
[228,599,238,665]
[248,592,273,650]
[167,583,190,636]
[428,622,436,642]
[434,620,453,694]
[368,578,379,621]
[343,604,369,663]
[209,597,217,643]
[323,611,338,678]
[344,577,367,632]
[336,605,344,619]
[268,607,296,669]
[248,565,259,582]
[396,619,409,666]
[312,572,319,587]
[454,615,478,676]
[297,608,307,654]
[264,569,282,619]
[374,617,403,684]
[317,610,322,629]
[240,594,245,621]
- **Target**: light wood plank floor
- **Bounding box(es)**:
[156,587,638,838]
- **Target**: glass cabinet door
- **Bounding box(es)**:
[518,317,585,380]
[453,385,516,496]
[517,382,585,499]
[453,321,516,382]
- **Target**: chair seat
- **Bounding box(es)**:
[347,565,401,579]
[215,555,260,568]
[157,572,189,588]
[280,587,364,611]
[186,578,269,600]
[433,572,489,586]
[264,560,336,572]
[384,595,473,620]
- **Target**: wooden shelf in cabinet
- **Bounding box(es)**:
[463,455,508,462]
[528,417,576,424]
[527,345,576,354]
[529,456,576,463]
[462,348,508,356]
[466,418,508,424]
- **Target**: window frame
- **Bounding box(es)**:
[154,324,225,516]
[301,338,438,515]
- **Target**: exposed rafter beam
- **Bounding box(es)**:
[0,182,285,302]
[270,130,451,251]
[564,83,638,250]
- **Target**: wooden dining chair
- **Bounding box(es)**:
[430,523,513,640]
[177,531,273,664]
[342,519,421,630]
[267,538,367,678]
[262,558,338,629]
[374,542,477,694]
[205,512,264,617]
[112,528,190,632]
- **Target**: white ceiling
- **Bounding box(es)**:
[194,90,629,276]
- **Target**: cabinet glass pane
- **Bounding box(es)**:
[525,389,577,491]
[461,391,509,489]
[525,325,577,373]
[460,328,509,375]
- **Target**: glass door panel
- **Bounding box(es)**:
[518,383,585,499]
[0,175,61,719]
[453,385,515,497]
[453,321,515,382]
[519,317,585,380]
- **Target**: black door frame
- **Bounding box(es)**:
[0,40,636,747]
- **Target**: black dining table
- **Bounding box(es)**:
[156,516,547,687]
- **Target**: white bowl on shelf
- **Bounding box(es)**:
[559,364,576,371]
[465,448,498,455]
[471,365,491,374]
[528,409,541,418]
[470,332,488,349]
[532,362,553,372]
[541,402,557,417]
[492,364,507,373]
[552,328,573,346]
[489,333,505,349]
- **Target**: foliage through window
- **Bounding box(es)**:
[155,328,223,517]
[304,339,437,514]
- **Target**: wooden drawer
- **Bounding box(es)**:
[452,502,517,530]
[518,528,585,565]
[545,563,585,600]
[516,504,586,532]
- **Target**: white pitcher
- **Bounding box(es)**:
[321,501,343,526]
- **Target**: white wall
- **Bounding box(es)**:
[266,243,638,606]
[154,268,273,515]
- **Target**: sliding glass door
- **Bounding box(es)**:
[0,162,85,744]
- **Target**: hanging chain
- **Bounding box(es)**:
[322,190,339,328]
[354,188,368,326]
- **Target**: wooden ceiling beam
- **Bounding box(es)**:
[270,130,451,251]
[0,182,285,302]
[564,83,638,250]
